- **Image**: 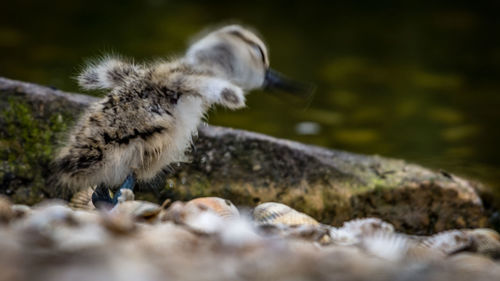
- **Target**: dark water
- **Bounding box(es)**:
[1,1,500,192]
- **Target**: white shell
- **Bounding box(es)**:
[181,203,226,234]
[360,232,410,262]
[116,189,135,203]
[340,218,395,238]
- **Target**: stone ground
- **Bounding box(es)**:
[0,195,499,281]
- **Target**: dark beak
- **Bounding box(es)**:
[263,68,315,97]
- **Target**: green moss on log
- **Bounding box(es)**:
[0,98,70,204]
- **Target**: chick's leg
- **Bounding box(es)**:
[91,174,136,208]
[91,184,113,208]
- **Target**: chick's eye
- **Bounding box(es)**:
[252,44,265,64]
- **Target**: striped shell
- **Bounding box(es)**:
[360,232,446,261]
[253,202,319,226]
[185,197,239,219]
[69,186,95,210]
[418,230,471,255]
[360,232,410,262]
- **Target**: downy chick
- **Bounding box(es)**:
[52,25,305,206]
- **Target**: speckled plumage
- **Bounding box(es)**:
[52,25,270,197]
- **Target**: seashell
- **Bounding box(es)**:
[359,231,444,262]
[160,201,187,224]
[418,230,471,255]
[11,204,31,219]
[259,223,331,244]
[110,200,162,223]
[286,224,331,244]
[183,206,225,235]
[116,188,135,203]
[466,228,500,259]
[329,227,360,246]
[166,200,226,234]
[69,186,95,210]
[0,196,13,224]
[161,199,244,235]
[252,202,319,226]
[340,218,394,238]
[405,242,445,261]
[185,197,239,219]
[252,202,329,244]
[360,232,410,262]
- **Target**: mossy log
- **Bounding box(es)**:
[0,76,490,234]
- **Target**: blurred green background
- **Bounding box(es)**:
[1,0,499,190]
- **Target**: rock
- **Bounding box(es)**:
[0,76,492,234]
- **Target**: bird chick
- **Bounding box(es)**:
[51,25,303,206]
